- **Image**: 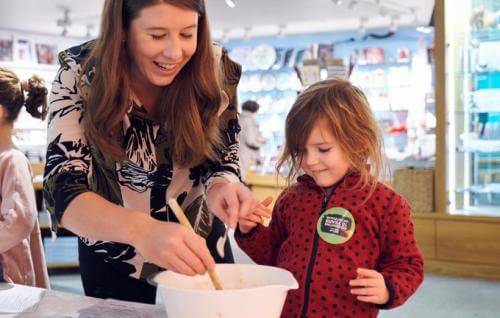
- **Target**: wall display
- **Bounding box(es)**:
[14,38,33,63]
[250,44,277,70]
[35,43,57,65]
[301,59,321,87]
[0,38,13,61]
[397,47,411,63]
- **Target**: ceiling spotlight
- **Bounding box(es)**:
[389,16,398,32]
[332,0,343,5]
[86,24,94,38]
[225,0,236,8]
[379,6,387,16]
[359,17,368,35]
[243,26,252,40]
[410,7,419,23]
[221,28,230,43]
[348,0,358,10]
[277,24,286,38]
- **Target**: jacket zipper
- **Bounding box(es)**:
[300,193,328,318]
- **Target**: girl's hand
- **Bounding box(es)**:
[206,181,260,229]
[132,216,215,276]
[349,268,390,305]
[238,196,273,233]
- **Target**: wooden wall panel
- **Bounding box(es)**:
[436,221,500,265]
[413,218,436,259]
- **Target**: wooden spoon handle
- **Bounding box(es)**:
[168,199,223,290]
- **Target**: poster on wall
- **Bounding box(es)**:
[0,38,13,62]
[396,48,411,63]
[35,43,57,65]
[14,38,33,63]
[318,43,334,67]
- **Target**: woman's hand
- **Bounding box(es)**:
[349,268,390,305]
[206,181,262,229]
[238,196,273,234]
[132,216,215,276]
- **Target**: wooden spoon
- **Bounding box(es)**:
[167,199,223,290]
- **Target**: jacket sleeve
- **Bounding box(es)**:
[43,52,92,233]
[234,192,288,265]
[0,153,37,253]
[377,194,424,309]
[204,46,242,189]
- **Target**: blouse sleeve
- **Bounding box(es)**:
[0,153,37,253]
[204,46,243,189]
[43,52,92,233]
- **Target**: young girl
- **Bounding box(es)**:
[235,79,423,318]
[0,67,49,288]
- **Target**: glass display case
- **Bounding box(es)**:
[447,0,500,216]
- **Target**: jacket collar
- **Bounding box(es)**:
[297,172,363,194]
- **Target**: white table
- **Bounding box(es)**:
[0,283,167,317]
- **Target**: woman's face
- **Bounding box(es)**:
[126,2,198,89]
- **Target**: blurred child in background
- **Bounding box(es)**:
[0,67,49,288]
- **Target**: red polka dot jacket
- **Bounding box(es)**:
[235,173,424,318]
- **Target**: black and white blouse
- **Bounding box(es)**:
[43,41,242,279]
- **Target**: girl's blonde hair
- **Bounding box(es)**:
[277,79,384,195]
[0,67,48,122]
[82,0,222,166]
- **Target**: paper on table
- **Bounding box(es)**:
[0,284,44,313]
[76,298,166,318]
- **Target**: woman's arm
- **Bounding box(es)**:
[63,192,214,275]
[44,54,214,275]
[204,46,263,227]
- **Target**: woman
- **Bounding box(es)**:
[238,100,267,179]
[43,0,268,303]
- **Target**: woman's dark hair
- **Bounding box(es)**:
[82,0,222,166]
[0,67,48,123]
[241,100,260,113]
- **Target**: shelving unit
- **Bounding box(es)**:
[449,0,500,216]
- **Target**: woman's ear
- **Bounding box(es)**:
[0,105,6,122]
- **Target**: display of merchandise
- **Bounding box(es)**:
[350,42,435,164]
[301,59,321,86]
[449,0,500,215]
[229,29,435,176]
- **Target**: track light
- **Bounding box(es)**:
[359,17,368,35]
[348,0,358,10]
[389,16,398,32]
[225,0,236,9]
[277,24,286,38]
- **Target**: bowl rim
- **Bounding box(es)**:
[147,263,299,295]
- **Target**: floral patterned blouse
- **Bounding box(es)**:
[43,41,242,279]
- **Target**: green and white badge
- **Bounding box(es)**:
[317,207,355,244]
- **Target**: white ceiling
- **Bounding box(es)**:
[0,0,434,39]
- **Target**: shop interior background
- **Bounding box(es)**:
[1,1,500,317]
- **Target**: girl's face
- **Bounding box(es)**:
[299,120,351,188]
[126,3,198,90]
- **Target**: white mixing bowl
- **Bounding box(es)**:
[150,264,299,318]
